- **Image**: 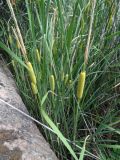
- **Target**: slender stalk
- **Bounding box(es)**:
[73,99,81,142]
[84,0,96,65]
[6,0,28,62]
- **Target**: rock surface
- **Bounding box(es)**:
[0,60,58,160]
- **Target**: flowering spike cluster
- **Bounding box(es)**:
[36,49,41,62]
[49,75,55,93]
[31,82,38,95]
[26,61,38,94]
[77,71,86,100]
[26,62,36,84]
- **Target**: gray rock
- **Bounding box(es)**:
[0,60,58,160]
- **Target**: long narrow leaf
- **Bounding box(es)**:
[0,41,27,69]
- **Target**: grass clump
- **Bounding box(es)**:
[0,0,120,159]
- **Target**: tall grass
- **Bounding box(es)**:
[0,0,120,159]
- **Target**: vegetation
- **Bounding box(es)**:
[0,0,120,159]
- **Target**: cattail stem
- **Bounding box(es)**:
[84,0,96,64]
[12,27,27,61]
[73,102,80,141]
[6,0,28,62]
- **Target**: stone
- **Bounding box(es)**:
[0,60,58,160]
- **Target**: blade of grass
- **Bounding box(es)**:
[79,135,90,160]
[40,92,78,160]
[0,41,27,69]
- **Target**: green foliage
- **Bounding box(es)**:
[0,0,120,159]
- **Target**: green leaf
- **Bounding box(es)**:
[41,92,49,106]
[41,101,78,160]
[0,41,27,69]
[99,144,120,149]
[79,135,90,160]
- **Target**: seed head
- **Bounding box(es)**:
[31,82,38,94]
[36,49,41,62]
[49,75,55,93]
[26,62,36,84]
[77,71,86,100]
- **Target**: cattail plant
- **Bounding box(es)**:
[31,82,38,95]
[76,0,96,101]
[26,62,38,95]
[84,0,96,65]
[49,75,55,93]
[36,49,41,62]
[7,0,28,62]
[77,71,86,100]
[26,61,36,85]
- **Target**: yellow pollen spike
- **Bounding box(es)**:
[77,71,86,100]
